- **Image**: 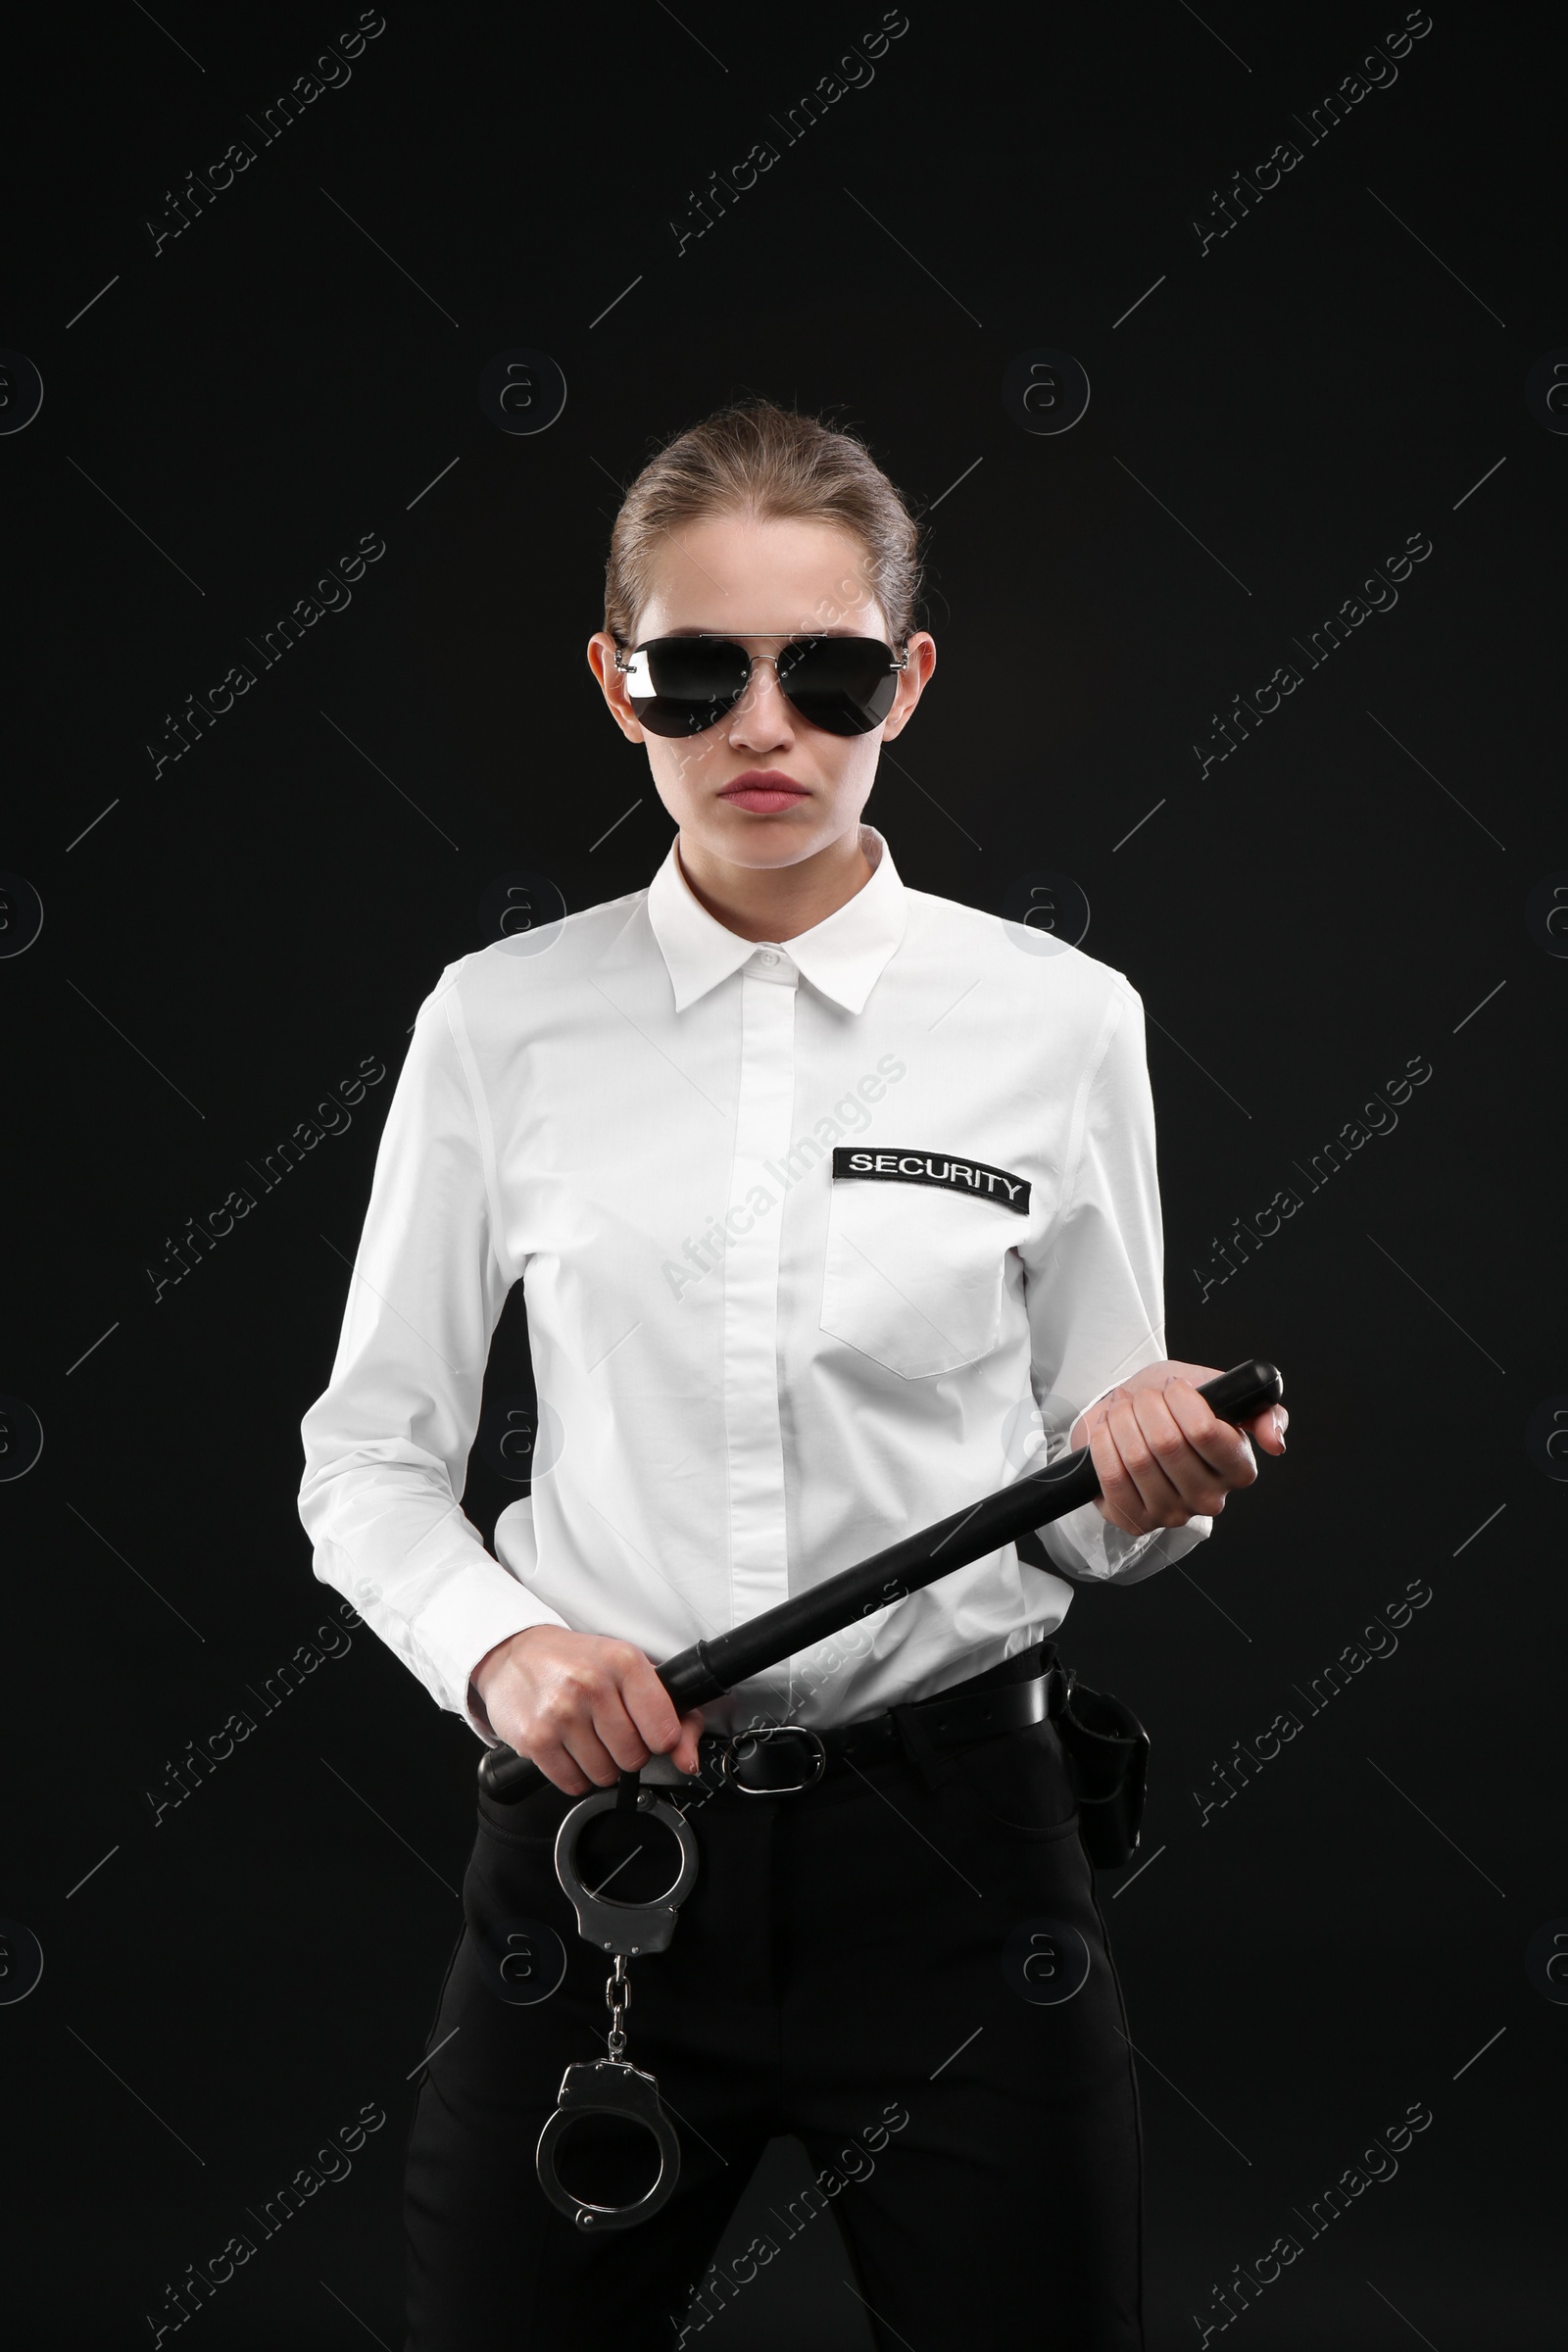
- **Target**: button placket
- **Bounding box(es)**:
[721,957,798,1633]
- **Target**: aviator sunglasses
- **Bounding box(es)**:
[614,631,908,738]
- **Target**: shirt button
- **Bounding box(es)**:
[760,951,778,966]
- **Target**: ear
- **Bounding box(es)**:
[879,630,936,744]
[587,631,647,744]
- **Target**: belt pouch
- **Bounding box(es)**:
[1056,1681,1151,1871]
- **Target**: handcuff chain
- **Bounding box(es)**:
[605,1952,631,2063]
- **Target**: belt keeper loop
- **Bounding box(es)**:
[891,1699,952,1795]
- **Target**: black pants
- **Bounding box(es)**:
[403,1648,1146,2349]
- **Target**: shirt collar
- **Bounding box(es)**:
[646,823,907,1015]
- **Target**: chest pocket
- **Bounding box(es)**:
[819,1176,1010,1379]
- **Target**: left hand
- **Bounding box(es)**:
[1068,1359,1288,1538]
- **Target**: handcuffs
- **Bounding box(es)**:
[535,1723,826,2231]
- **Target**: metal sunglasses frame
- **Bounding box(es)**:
[612,630,908,721]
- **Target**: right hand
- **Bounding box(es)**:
[471,1625,706,1796]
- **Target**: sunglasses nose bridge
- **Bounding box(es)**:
[727,647,796,733]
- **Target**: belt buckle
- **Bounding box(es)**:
[727,1723,827,1796]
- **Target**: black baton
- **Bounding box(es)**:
[477,1357,1283,1803]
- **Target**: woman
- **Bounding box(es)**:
[297,398,1286,2350]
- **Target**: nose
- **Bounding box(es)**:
[725,653,796,753]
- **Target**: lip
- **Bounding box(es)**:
[717,769,810,814]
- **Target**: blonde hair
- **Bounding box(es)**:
[604,397,923,648]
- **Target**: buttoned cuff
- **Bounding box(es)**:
[1039,1498,1214,1586]
[409,1559,572,1742]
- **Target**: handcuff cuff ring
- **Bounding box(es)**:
[535,2055,682,2231]
[551,1784,699,1951]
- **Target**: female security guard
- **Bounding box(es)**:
[297,398,1287,2350]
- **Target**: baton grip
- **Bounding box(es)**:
[477,1357,1282,1803]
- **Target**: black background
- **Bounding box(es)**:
[3,4,1563,2345]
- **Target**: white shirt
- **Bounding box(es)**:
[297,824,1210,1744]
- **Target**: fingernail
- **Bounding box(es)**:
[1273,1407,1288,1447]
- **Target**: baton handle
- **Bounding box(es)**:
[477,1357,1282,1803]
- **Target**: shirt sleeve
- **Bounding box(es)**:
[297,961,569,1740]
[1019,973,1213,1586]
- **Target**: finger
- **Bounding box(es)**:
[1150,1364,1286,1456]
[525,1737,597,1797]
[1160,1376,1258,1490]
[1086,1395,1161,1534]
[615,1646,686,1757]
[590,1684,657,1775]
[672,1707,705,1776]
[1148,1385,1250,1512]
[561,1718,631,1789]
[1243,1402,1288,1452]
[1145,1386,1241,1513]
[1103,1389,1189,1523]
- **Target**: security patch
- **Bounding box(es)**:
[831,1148,1031,1215]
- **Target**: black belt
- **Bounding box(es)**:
[693,1641,1063,1795]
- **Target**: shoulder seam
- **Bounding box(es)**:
[438,972,518,1290]
[1057,975,1135,1226]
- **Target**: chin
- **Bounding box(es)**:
[710,830,825,868]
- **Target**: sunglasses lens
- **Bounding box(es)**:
[620,636,902,738]
[777,638,901,736]
[622,639,750,736]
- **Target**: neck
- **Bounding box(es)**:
[675,825,874,942]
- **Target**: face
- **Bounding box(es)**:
[587,512,936,873]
